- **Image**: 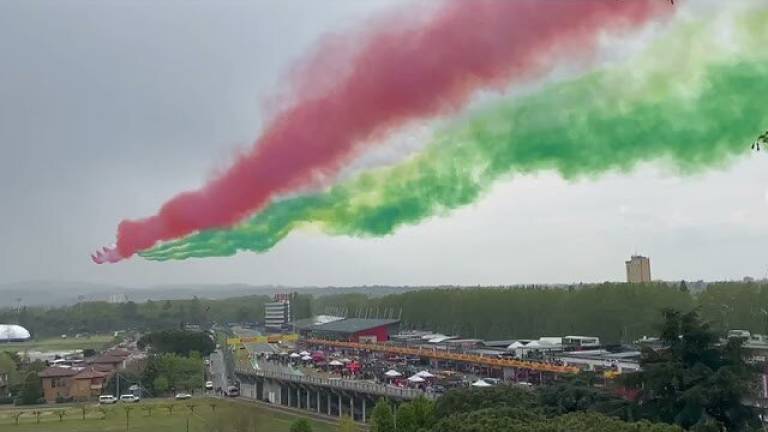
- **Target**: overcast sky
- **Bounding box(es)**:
[1,1,767,288]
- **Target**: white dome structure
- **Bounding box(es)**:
[0,324,31,342]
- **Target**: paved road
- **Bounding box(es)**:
[231,326,302,376]
[209,349,230,393]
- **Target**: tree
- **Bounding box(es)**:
[53,409,67,422]
[536,376,631,420]
[396,396,436,432]
[17,372,42,405]
[624,309,759,430]
[370,399,395,432]
[290,418,313,432]
[338,415,358,432]
[123,405,134,428]
[10,411,24,425]
[153,376,170,395]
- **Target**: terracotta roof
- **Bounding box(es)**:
[89,355,124,364]
[74,368,109,380]
[39,366,78,378]
[105,349,131,358]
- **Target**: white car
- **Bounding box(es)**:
[205,381,214,390]
[99,395,118,404]
[119,394,140,403]
[175,393,192,400]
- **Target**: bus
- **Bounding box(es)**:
[563,336,600,351]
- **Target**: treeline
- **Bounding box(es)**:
[312,282,768,343]
[4,281,768,343]
[0,293,315,338]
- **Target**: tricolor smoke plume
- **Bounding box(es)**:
[93,0,671,263]
[140,7,768,261]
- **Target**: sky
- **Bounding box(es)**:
[1,0,767,288]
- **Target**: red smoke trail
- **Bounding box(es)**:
[95,0,671,263]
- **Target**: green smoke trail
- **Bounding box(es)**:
[141,9,768,261]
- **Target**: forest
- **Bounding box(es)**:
[1,281,767,343]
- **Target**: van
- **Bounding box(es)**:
[99,395,117,404]
[119,394,140,403]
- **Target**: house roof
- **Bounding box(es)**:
[89,355,124,364]
[39,366,78,378]
[74,368,110,380]
[309,318,400,334]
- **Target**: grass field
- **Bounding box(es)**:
[0,335,116,354]
[0,398,339,432]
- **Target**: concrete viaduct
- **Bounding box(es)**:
[235,366,432,423]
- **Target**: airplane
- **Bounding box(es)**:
[753,130,768,151]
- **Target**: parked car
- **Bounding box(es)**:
[226,386,239,397]
[119,394,140,403]
[205,381,214,390]
[175,393,192,400]
[99,395,118,404]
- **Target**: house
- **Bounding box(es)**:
[39,366,110,402]
[39,367,78,402]
[87,349,131,373]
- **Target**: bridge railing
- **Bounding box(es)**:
[235,366,433,400]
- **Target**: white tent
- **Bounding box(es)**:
[507,341,525,350]
[289,353,301,358]
[472,379,492,387]
[301,355,312,361]
[407,375,425,383]
[525,341,542,349]
[340,358,352,363]
[329,360,343,366]
[299,351,310,356]
[416,370,435,378]
[384,370,402,378]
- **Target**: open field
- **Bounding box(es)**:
[0,398,339,432]
[0,335,116,354]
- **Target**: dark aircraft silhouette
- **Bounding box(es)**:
[753,131,768,151]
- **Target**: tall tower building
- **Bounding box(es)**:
[264,292,291,332]
[626,255,651,283]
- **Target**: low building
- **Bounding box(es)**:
[306,318,400,343]
[39,366,110,402]
[87,349,131,373]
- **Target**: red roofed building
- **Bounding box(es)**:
[39,366,111,402]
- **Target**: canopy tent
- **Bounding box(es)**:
[340,358,352,363]
[472,379,492,387]
[299,351,310,356]
[416,370,435,378]
[384,370,402,378]
[407,375,425,383]
[507,341,525,350]
[301,355,312,361]
[279,351,289,355]
[289,353,301,358]
[329,360,344,366]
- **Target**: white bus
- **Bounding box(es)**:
[563,336,600,350]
